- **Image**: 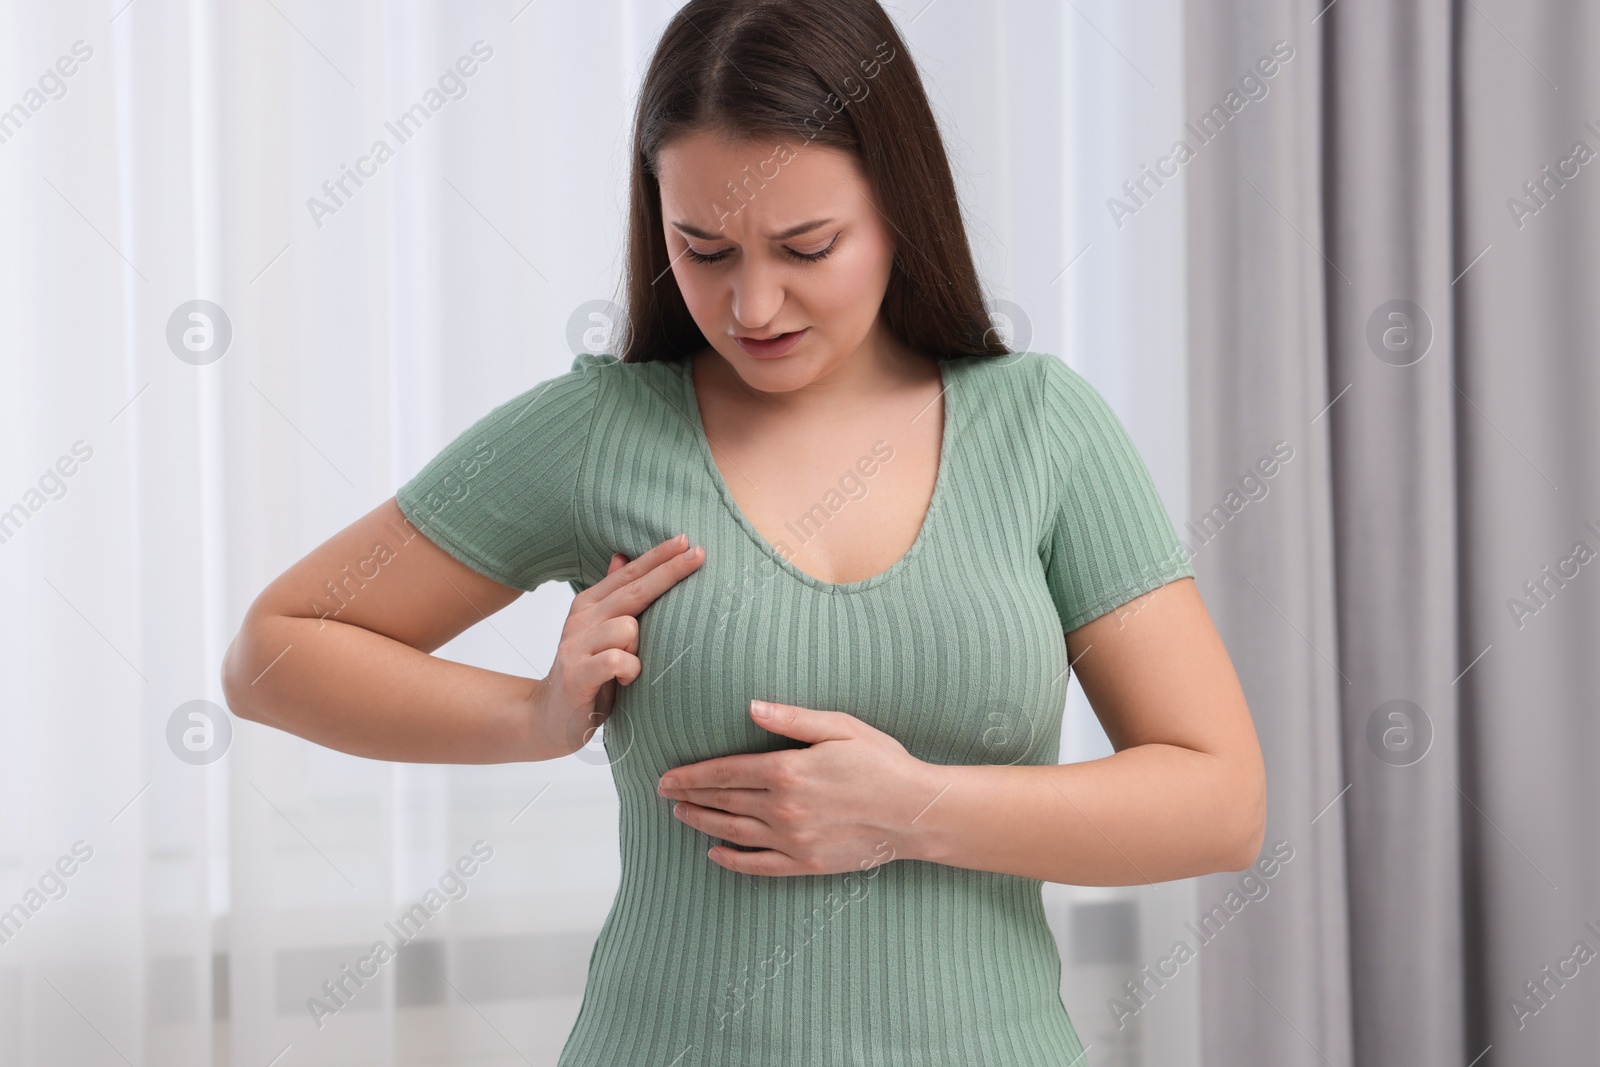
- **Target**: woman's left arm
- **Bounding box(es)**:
[658,576,1266,885]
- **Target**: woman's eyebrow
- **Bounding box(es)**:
[671,217,836,241]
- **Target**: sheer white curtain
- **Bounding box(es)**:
[0,1,1193,1064]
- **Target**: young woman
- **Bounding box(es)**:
[222,0,1265,1062]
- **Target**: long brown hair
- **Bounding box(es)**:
[616,0,1009,365]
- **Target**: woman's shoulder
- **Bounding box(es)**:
[432,351,662,456]
[552,351,699,447]
[566,349,686,386]
[953,349,1122,426]
[951,349,1146,486]
[944,349,1062,414]
[947,347,1050,381]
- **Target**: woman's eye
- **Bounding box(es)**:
[681,234,839,265]
[683,245,732,264]
[787,235,839,262]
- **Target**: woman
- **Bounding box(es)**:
[222,0,1266,1062]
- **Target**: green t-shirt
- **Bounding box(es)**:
[396,348,1193,1066]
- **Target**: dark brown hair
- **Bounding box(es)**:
[616,0,1009,365]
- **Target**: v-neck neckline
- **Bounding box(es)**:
[676,353,957,595]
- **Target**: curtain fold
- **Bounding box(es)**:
[1187,1,1600,1064]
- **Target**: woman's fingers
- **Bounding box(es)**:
[585,535,686,595]
[545,538,702,757]
[578,613,642,659]
[581,535,705,623]
[543,540,700,760]
[576,645,642,691]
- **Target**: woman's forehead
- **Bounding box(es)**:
[658,136,867,226]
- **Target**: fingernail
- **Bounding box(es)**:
[751,700,772,718]
[658,775,677,791]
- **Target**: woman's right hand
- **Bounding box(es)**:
[535,533,706,758]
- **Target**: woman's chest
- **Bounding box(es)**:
[575,363,1065,784]
[583,498,1071,788]
[697,417,945,589]
[711,433,936,587]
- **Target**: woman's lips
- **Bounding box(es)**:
[735,328,808,358]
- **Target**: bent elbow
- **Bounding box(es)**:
[1230,816,1267,872]
[219,622,268,725]
[1227,779,1268,871]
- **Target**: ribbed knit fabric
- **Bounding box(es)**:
[395,348,1194,1066]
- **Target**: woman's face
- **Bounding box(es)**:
[655,130,900,390]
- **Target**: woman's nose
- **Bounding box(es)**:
[729,261,786,329]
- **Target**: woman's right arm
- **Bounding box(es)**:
[219,496,700,764]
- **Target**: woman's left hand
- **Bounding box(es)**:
[656,700,934,877]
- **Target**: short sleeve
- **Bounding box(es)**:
[394,354,606,592]
[1037,354,1194,633]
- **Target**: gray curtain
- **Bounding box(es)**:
[1185,1,1599,1065]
